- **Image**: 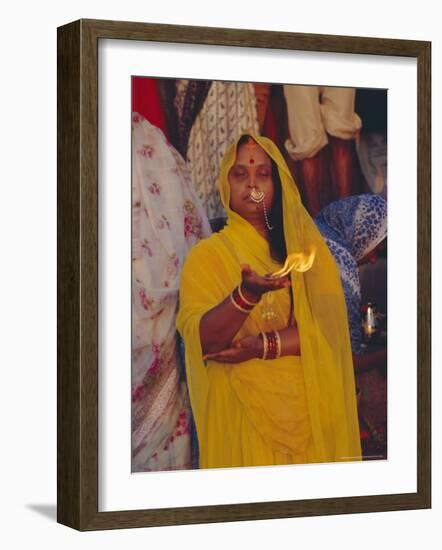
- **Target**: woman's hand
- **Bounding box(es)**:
[240,263,291,302]
[203,335,263,363]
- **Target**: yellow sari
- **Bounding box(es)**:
[176,133,361,469]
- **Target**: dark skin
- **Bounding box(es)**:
[200,141,301,362]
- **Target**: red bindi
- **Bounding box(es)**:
[249,158,255,164]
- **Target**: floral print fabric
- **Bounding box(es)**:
[132,113,211,471]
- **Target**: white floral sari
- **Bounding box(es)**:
[132,113,211,471]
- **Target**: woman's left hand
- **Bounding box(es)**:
[203,335,262,363]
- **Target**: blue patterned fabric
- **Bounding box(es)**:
[315,194,387,354]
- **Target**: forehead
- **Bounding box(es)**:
[234,142,271,165]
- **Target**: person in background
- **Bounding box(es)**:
[131,113,211,471]
[315,194,387,371]
[284,85,364,217]
[355,88,388,199]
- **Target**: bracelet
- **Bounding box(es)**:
[274,330,281,359]
[259,330,281,360]
[259,331,269,360]
[237,283,261,306]
[267,331,277,359]
[230,287,253,314]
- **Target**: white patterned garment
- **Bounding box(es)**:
[173,79,189,120]
[132,113,211,471]
[186,81,260,220]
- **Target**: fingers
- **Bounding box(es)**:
[253,272,290,287]
[273,276,291,287]
[203,345,245,363]
[262,276,291,291]
[203,352,235,363]
[203,348,235,360]
[241,267,291,296]
[264,272,289,282]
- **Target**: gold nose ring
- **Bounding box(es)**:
[250,187,264,203]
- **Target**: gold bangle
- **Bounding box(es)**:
[260,331,268,360]
[238,283,260,306]
[230,291,251,314]
[274,330,281,359]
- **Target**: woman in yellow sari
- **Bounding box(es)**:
[176,133,361,469]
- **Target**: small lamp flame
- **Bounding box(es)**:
[268,247,317,278]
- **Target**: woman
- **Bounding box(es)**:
[315,194,387,365]
[176,133,361,469]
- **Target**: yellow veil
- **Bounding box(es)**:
[176,132,361,467]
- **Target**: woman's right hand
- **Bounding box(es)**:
[240,264,291,302]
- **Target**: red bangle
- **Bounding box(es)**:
[238,283,261,306]
[259,332,268,359]
[264,330,280,360]
[230,286,254,313]
[267,335,276,359]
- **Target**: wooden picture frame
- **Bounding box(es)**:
[57,18,431,531]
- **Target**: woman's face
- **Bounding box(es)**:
[227,140,275,222]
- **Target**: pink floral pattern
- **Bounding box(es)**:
[183,200,203,239]
[148,182,161,195]
[132,384,145,403]
[156,215,170,230]
[132,113,145,124]
[136,143,155,158]
[162,411,191,452]
[174,410,191,437]
[152,343,161,354]
[132,113,211,472]
[141,239,153,257]
[147,355,161,376]
[139,289,154,310]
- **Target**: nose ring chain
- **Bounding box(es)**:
[250,187,273,231]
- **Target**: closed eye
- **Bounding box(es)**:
[232,170,247,178]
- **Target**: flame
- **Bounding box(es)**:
[268,246,316,278]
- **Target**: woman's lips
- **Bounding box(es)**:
[244,193,255,202]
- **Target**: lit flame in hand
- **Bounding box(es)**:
[268,247,316,278]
